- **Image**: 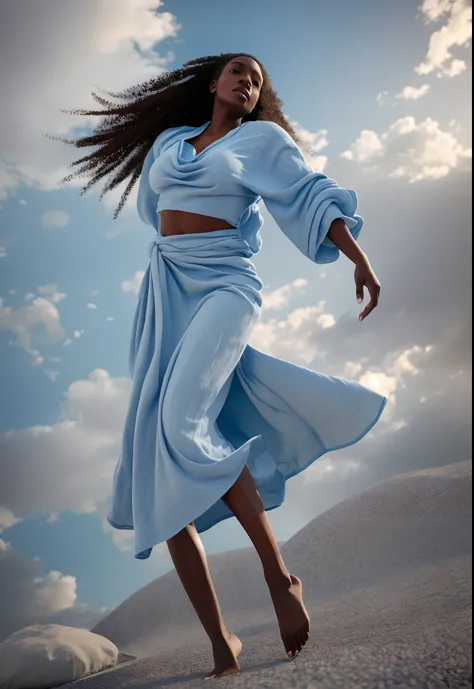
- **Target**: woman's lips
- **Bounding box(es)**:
[233,89,249,100]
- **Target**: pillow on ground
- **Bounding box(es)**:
[0,623,118,689]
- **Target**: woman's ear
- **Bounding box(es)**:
[209,80,216,95]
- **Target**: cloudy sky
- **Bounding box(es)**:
[0,0,471,641]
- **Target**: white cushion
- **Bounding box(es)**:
[0,623,118,689]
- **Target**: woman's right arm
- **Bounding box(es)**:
[136,143,161,230]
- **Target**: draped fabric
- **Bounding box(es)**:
[137,120,363,263]
[107,229,387,560]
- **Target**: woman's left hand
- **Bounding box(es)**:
[354,257,381,322]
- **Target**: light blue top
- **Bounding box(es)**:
[137,119,363,264]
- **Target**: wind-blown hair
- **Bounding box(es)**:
[47,52,304,219]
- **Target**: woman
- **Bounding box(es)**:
[55,52,387,680]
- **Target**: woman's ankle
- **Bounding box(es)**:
[211,629,233,651]
[264,568,292,590]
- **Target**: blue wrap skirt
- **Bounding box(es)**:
[107,228,387,559]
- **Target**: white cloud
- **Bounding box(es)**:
[0,247,7,258]
[341,130,384,163]
[0,540,76,616]
[419,0,453,23]
[0,162,23,201]
[391,344,429,379]
[249,301,335,366]
[395,84,431,100]
[0,540,107,641]
[317,313,336,329]
[0,1,180,210]
[106,317,114,322]
[287,118,329,172]
[0,370,128,511]
[122,270,145,295]
[87,303,98,310]
[37,284,66,303]
[343,361,363,378]
[377,90,389,107]
[291,335,471,525]
[32,571,77,616]
[73,330,84,339]
[416,0,472,77]
[0,508,23,534]
[0,369,137,560]
[437,58,468,77]
[262,278,308,311]
[41,210,70,229]
[359,370,398,410]
[357,344,433,424]
[261,277,460,447]
[19,199,27,206]
[0,296,65,362]
[341,116,471,182]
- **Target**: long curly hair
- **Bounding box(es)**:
[47,52,304,219]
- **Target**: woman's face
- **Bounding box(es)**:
[212,56,264,114]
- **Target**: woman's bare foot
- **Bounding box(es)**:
[204,631,242,680]
[267,573,311,659]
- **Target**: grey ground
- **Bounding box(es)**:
[63,461,472,689]
[63,556,472,688]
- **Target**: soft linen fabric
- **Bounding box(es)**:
[138,119,363,264]
[107,120,388,560]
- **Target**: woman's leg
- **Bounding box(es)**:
[166,522,242,679]
[221,465,310,658]
[160,289,262,677]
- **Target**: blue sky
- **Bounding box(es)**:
[0,0,471,636]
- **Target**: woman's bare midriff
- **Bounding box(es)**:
[159,210,236,236]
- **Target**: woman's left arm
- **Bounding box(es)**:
[328,218,381,322]
[241,121,382,321]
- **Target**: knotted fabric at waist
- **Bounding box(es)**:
[148,228,253,260]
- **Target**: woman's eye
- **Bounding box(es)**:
[230,68,260,87]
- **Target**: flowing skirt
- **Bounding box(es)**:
[107,228,387,559]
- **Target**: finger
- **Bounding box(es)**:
[359,303,375,321]
[359,286,380,321]
[359,297,378,321]
[356,283,364,304]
